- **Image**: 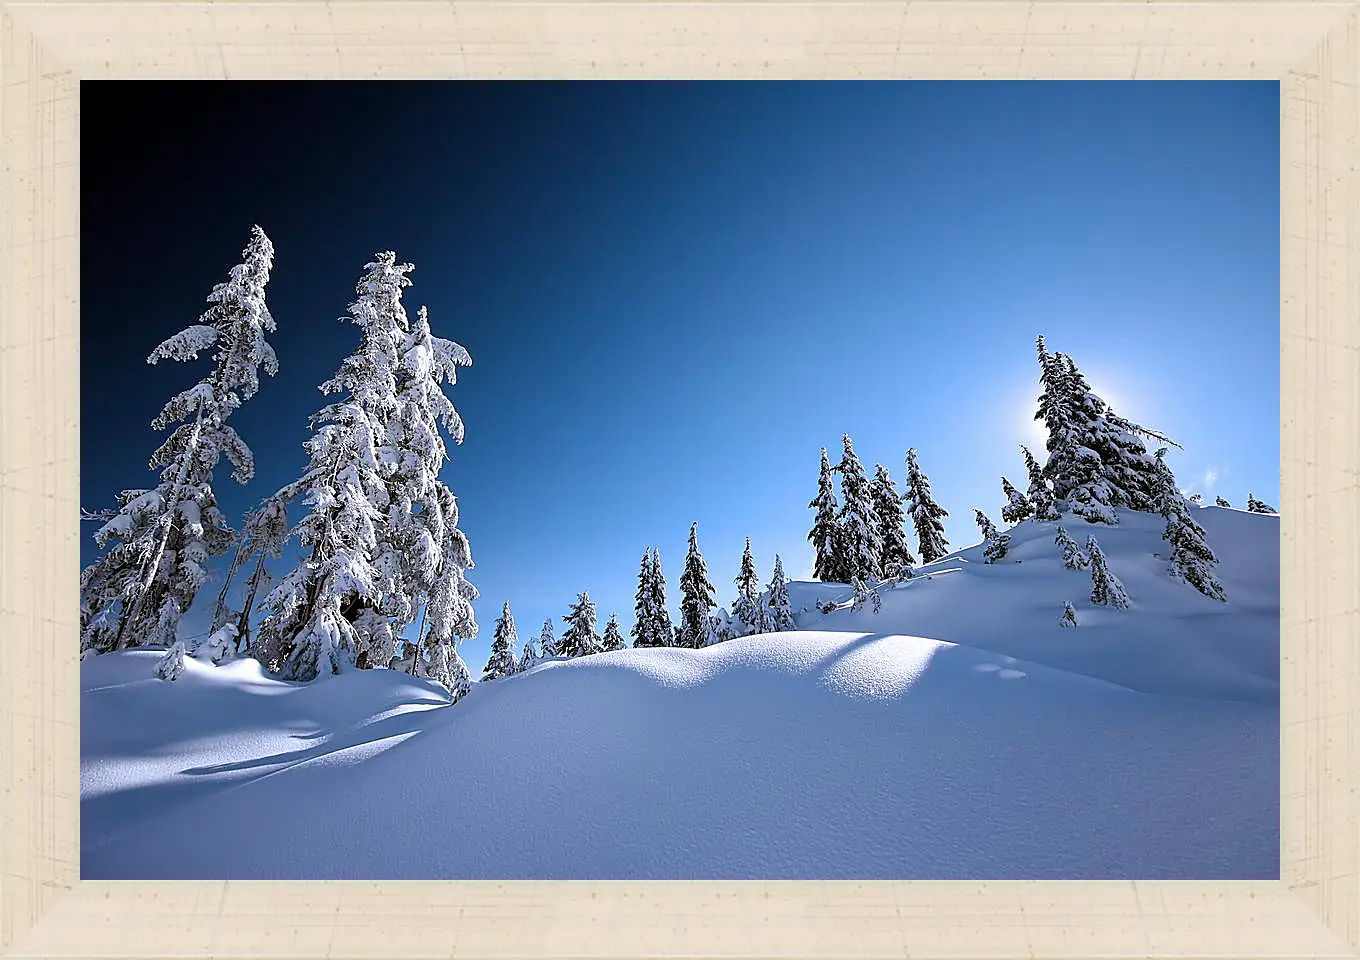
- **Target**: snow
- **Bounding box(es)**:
[82,506,1277,880]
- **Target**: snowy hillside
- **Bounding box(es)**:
[81,506,1278,881]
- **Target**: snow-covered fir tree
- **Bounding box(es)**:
[764,554,796,632]
[1189,493,1204,504]
[1215,496,1232,508]
[836,435,882,583]
[537,618,558,658]
[973,509,1010,564]
[1246,493,1277,514]
[1151,450,1226,602]
[155,639,186,681]
[516,632,539,673]
[904,448,950,564]
[649,548,675,647]
[870,463,915,581]
[601,613,627,653]
[81,226,279,659]
[850,577,871,613]
[483,601,519,681]
[1054,525,1089,571]
[1000,477,1034,525]
[631,549,664,648]
[678,522,718,648]
[730,537,763,637]
[214,496,290,665]
[1086,536,1130,609]
[1021,444,1060,521]
[559,592,602,658]
[807,447,844,583]
[1060,601,1078,628]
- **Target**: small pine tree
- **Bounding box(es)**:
[765,554,796,632]
[517,631,540,674]
[1060,601,1078,628]
[1152,450,1226,602]
[1000,477,1034,525]
[155,639,187,681]
[730,537,763,637]
[1246,493,1277,514]
[538,618,557,658]
[808,448,844,583]
[1215,496,1232,508]
[678,522,717,648]
[1055,525,1089,570]
[850,577,870,612]
[974,509,1010,564]
[904,448,950,564]
[482,601,519,681]
[1086,536,1130,609]
[1021,444,1060,521]
[870,463,915,581]
[559,593,601,658]
[601,613,626,653]
[1188,493,1204,505]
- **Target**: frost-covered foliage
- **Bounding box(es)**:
[483,601,519,681]
[836,435,882,583]
[1021,444,1060,521]
[1054,526,1089,571]
[678,522,718,648]
[765,554,796,632]
[256,253,475,696]
[1000,477,1033,525]
[730,538,764,637]
[974,509,1010,564]
[80,226,279,659]
[904,448,950,564]
[537,619,558,659]
[632,548,675,648]
[1060,601,1078,628]
[1087,536,1130,609]
[1189,493,1204,505]
[601,613,627,653]
[870,463,915,581]
[1152,450,1226,602]
[155,640,187,681]
[516,631,540,674]
[1216,496,1232,508]
[1246,493,1277,514]
[807,447,844,583]
[560,592,602,658]
[850,577,871,613]
[199,623,240,666]
[649,549,675,647]
[214,496,290,664]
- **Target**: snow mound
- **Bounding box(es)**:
[82,506,1278,880]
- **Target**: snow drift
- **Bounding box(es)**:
[81,506,1279,880]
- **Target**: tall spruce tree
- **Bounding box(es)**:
[601,613,626,653]
[81,226,279,659]
[649,548,675,647]
[1152,450,1226,601]
[483,601,519,680]
[765,554,796,631]
[559,592,601,658]
[730,537,763,636]
[631,549,664,648]
[1086,537,1130,609]
[836,435,882,582]
[904,448,950,564]
[870,463,915,580]
[678,522,718,648]
[808,447,844,583]
[1000,477,1033,525]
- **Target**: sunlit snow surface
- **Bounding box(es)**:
[81,507,1278,880]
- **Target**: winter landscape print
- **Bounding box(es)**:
[79,81,1280,881]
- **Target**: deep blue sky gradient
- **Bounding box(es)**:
[80,81,1280,673]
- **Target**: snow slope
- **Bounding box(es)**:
[81,506,1279,880]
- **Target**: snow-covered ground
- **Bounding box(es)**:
[81,506,1278,880]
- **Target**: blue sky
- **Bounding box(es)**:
[81,81,1279,674]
